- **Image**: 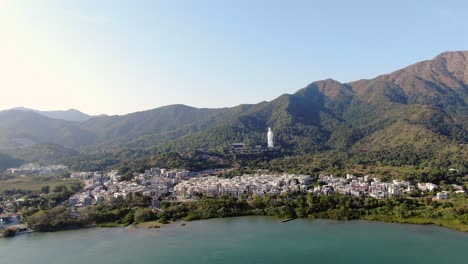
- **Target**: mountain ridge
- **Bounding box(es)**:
[7,107,92,122]
[0,51,466,168]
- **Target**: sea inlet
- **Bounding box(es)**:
[1,217,467,264]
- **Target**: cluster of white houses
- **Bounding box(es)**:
[6,163,68,175]
[314,174,464,199]
[174,174,312,198]
[69,168,190,207]
[313,174,414,199]
[66,169,466,207]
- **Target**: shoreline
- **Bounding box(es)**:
[93,216,468,233]
[17,214,466,237]
[360,215,468,232]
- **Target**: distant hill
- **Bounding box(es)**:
[0,110,95,148]
[0,152,23,171]
[3,144,80,165]
[10,107,92,122]
[79,104,255,150]
[158,51,467,167]
[0,51,466,167]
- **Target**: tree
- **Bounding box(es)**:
[41,185,50,194]
[134,208,156,224]
[2,228,16,238]
[52,185,66,193]
[306,193,315,211]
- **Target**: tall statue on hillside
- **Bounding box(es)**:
[267,127,274,148]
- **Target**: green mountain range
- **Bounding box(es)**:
[9,107,92,122]
[0,51,467,168]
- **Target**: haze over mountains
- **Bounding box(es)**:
[0,51,467,168]
[7,107,92,122]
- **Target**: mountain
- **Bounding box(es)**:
[0,110,95,149]
[4,144,80,165]
[0,104,255,150]
[79,104,255,150]
[158,51,467,166]
[0,51,466,167]
[0,152,23,171]
[10,107,92,122]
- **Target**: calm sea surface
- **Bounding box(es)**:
[1,217,467,264]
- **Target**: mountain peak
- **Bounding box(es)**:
[312,78,344,88]
[433,51,468,84]
[434,50,468,61]
[66,108,82,112]
[384,50,468,93]
[295,78,352,100]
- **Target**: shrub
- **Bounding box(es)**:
[2,228,16,238]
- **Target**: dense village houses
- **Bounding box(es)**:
[65,168,449,208]
[175,174,312,198]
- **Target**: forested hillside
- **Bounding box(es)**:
[0,51,466,169]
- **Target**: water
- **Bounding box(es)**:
[1,217,467,264]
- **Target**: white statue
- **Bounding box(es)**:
[267,127,274,148]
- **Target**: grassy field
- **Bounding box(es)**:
[97,222,124,228]
[135,221,162,228]
[362,215,468,232]
[0,175,80,194]
[97,221,162,228]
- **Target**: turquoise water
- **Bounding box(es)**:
[1,217,467,264]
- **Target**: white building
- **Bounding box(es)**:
[436,192,449,200]
[267,127,274,148]
[417,182,438,192]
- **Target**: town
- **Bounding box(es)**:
[175,173,312,198]
[65,168,465,209]
[1,163,467,237]
[68,168,190,207]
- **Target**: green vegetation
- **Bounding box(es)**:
[0,175,80,199]
[97,222,123,228]
[0,110,95,149]
[2,52,468,236]
[26,206,92,232]
[1,52,467,172]
[361,215,468,232]
[2,180,82,216]
[115,152,227,174]
[23,192,468,233]
[7,144,80,165]
[133,208,157,224]
[2,228,16,238]
[25,193,154,231]
[161,194,468,232]
[0,153,23,171]
[135,221,161,228]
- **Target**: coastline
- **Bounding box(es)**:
[24,214,466,235]
[15,194,468,237]
[119,215,468,233]
[360,215,468,232]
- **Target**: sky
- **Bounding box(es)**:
[1,0,468,115]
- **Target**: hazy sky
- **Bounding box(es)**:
[1,0,468,115]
